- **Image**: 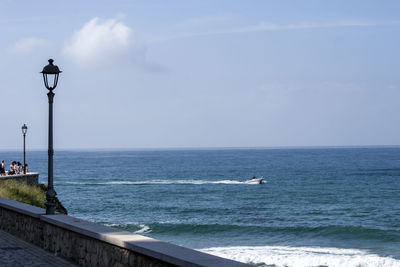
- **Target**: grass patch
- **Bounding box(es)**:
[0,180,67,214]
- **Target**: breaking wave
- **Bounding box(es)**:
[199,245,400,267]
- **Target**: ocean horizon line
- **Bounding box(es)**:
[1,144,400,152]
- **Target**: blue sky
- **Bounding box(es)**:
[1,0,400,149]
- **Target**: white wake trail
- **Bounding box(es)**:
[64,179,260,185]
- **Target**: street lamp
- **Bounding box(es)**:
[41,59,62,215]
[21,124,28,174]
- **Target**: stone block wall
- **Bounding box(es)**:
[41,223,173,267]
[0,204,173,266]
[0,206,43,247]
[0,197,249,267]
[0,172,39,185]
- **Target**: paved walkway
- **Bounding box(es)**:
[0,230,76,267]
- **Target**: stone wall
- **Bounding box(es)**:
[0,197,250,267]
[42,223,171,267]
[0,172,39,185]
[0,206,43,247]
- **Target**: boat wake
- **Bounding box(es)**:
[63,179,264,185]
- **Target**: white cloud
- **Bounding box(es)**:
[10,37,48,52]
[63,17,132,66]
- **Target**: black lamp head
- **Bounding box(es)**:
[41,59,62,90]
[21,124,28,135]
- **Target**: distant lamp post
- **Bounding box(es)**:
[41,59,62,215]
[21,124,28,174]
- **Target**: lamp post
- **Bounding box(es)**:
[21,124,28,174]
[41,59,61,215]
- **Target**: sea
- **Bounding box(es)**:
[1,147,400,267]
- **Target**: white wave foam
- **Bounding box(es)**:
[199,246,400,267]
[103,222,151,234]
[134,224,150,234]
[64,179,259,185]
[103,223,120,227]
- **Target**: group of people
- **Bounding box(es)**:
[0,160,28,176]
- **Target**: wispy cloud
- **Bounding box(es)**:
[149,19,400,43]
[218,20,400,34]
[145,15,233,43]
[174,15,233,29]
[10,37,48,52]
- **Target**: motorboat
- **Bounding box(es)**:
[244,176,265,184]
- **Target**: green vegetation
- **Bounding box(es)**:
[0,180,67,214]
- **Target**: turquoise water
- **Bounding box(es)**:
[1,148,400,266]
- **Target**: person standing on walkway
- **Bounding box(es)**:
[23,164,29,173]
[8,161,16,175]
[17,162,22,174]
[0,160,5,176]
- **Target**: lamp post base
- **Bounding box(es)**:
[45,188,57,215]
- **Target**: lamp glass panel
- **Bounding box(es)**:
[43,73,59,89]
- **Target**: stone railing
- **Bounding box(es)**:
[0,172,39,185]
[0,197,250,267]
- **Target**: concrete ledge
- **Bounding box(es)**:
[42,214,246,267]
[0,197,250,267]
[0,172,39,185]
[0,197,45,218]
